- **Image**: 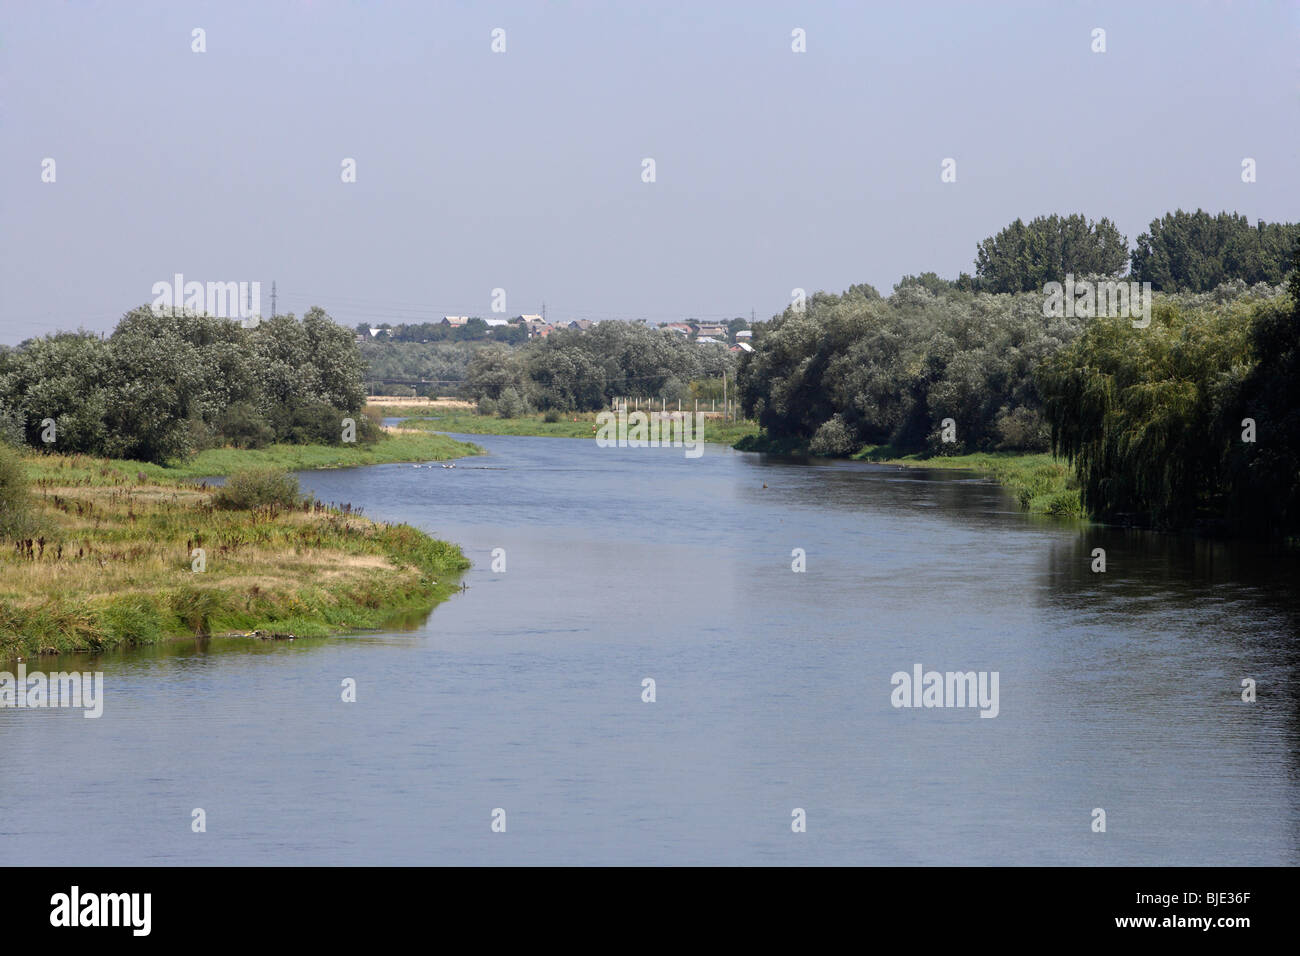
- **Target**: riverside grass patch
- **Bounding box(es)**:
[0,450,470,659]
[853,447,1083,518]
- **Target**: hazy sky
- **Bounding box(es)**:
[2,0,1297,343]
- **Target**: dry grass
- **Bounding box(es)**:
[1,453,470,659]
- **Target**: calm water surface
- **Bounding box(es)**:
[2,433,1297,864]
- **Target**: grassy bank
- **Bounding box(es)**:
[375,406,761,446]
[1,434,481,660]
[735,433,1081,517]
[49,431,481,483]
[853,446,1082,517]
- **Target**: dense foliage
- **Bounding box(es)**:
[736,279,1083,454]
[1129,210,1300,292]
[1039,263,1298,533]
[464,322,735,412]
[360,340,494,396]
[0,306,375,463]
[974,214,1129,293]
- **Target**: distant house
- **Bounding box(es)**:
[441,316,470,327]
[517,314,552,338]
[696,336,723,345]
[735,341,754,352]
[368,327,386,338]
[568,319,594,331]
[695,324,727,338]
[735,329,752,339]
[662,322,692,335]
[355,333,367,344]
[483,318,510,327]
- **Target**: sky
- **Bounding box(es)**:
[1,0,1297,343]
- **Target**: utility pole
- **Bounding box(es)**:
[271,281,277,318]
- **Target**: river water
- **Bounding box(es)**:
[2,433,1297,865]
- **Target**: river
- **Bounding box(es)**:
[2,433,1297,864]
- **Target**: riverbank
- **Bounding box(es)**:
[854,447,1082,517]
[1,434,482,660]
[372,406,761,446]
[734,433,1081,517]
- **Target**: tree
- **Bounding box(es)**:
[1038,296,1263,529]
[974,214,1129,293]
[1225,243,1300,531]
[1129,209,1300,291]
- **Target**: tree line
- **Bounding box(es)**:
[0,307,376,463]
[465,321,735,415]
[967,209,1298,293]
[358,319,528,346]
[1039,256,1299,535]
[736,228,1298,535]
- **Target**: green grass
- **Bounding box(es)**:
[19,431,482,485]
[2,431,481,660]
[852,445,1083,518]
[382,408,761,445]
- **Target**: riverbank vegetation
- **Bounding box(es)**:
[373,406,760,446]
[0,307,482,659]
[1039,266,1299,534]
[855,448,1081,517]
[464,320,735,413]
[0,447,471,660]
[0,306,380,463]
[735,210,1298,536]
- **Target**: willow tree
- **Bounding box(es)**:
[1039,298,1258,529]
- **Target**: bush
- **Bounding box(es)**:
[213,468,303,510]
[543,409,562,423]
[285,402,350,445]
[496,387,530,418]
[808,414,858,456]
[217,401,275,449]
[994,406,1050,451]
[0,403,24,447]
[476,397,498,416]
[0,445,39,540]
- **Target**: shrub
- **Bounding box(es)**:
[808,414,857,456]
[543,409,562,423]
[285,402,349,445]
[496,387,530,418]
[476,397,498,416]
[217,401,275,449]
[994,406,1050,451]
[213,468,302,510]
